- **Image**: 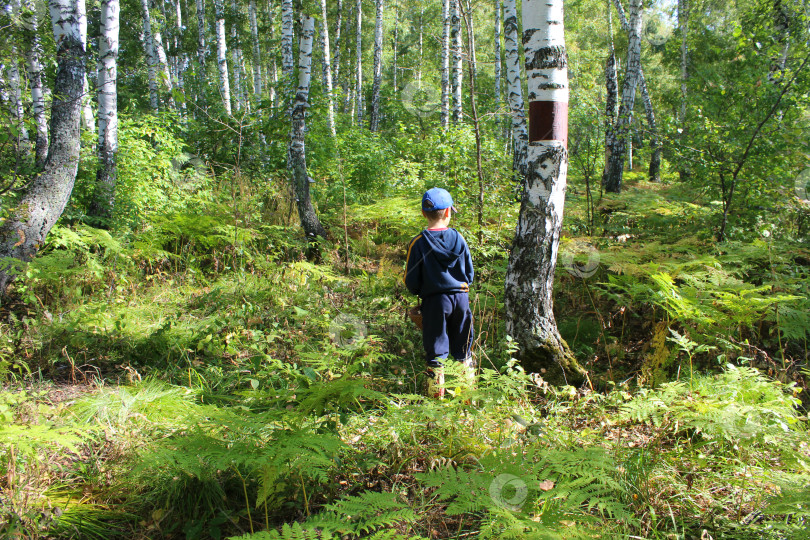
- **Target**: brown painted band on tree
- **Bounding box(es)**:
[529,101,567,145]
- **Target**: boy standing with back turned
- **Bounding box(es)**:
[404,188,475,398]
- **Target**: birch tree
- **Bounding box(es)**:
[81,73,95,134]
[450,0,462,123]
[494,0,503,116]
[280,0,294,82]
[503,0,527,176]
[90,0,119,220]
[333,0,343,84]
[440,0,450,128]
[213,0,232,114]
[504,0,586,383]
[369,0,384,132]
[613,0,660,182]
[603,0,642,193]
[21,0,48,167]
[289,16,327,241]
[355,0,363,126]
[195,0,207,67]
[249,0,262,105]
[0,0,87,294]
[229,0,247,111]
[5,3,30,156]
[320,0,336,136]
[140,0,160,109]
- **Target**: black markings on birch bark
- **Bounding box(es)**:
[369,0,384,132]
[213,0,232,114]
[289,16,327,242]
[503,0,528,177]
[0,0,87,293]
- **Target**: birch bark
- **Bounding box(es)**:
[21,0,48,167]
[440,0,450,128]
[503,0,527,176]
[289,16,327,241]
[355,0,363,126]
[249,0,263,105]
[196,0,207,67]
[320,0,336,136]
[369,0,384,132]
[603,0,642,193]
[5,8,30,153]
[141,0,160,109]
[494,0,502,113]
[450,0,462,123]
[213,0,232,114]
[0,0,87,293]
[504,0,585,383]
[229,0,247,111]
[90,0,119,219]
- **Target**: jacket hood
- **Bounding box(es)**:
[421,229,466,266]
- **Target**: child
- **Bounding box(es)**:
[404,187,475,398]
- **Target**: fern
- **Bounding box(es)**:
[229,522,336,539]
[311,491,417,535]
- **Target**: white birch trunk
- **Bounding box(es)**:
[369,0,383,131]
[140,0,160,110]
[504,0,584,383]
[604,0,643,192]
[392,1,398,95]
[494,0,502,111]
[196,0,207,67]
[503,0,527,176]
[152,6,174,100]
[280,0,294,81]
[678,0,687,124]
[6,42,30,150]
[21,0,47,167]
[249,0,263,104]
[440,0,450,128]
[289,15,326,240]
[91,0,119,219]
[333,0,343,84]
[229,0,246,111]
[213,0,232,114]
[82,73,95,134]
[320,0,336,136]
[173,0,188,113]
[355,0,363,126]
[267,0,277,105]
[450,0,462,123]
[0,0,87,292]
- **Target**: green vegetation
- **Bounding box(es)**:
[2,0,810,537]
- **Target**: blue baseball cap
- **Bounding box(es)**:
[422,187,458,213]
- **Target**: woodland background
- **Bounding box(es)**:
[0,0,809,538]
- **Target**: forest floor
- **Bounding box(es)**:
[1,177,809,539]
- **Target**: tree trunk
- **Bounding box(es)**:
[82,73,95,134]
[440,0,451,128]
[355,0,363,126]
[603,0,642,193]
[228,0,246,111]
[5,17,30,156]
[196,0,207,67]
[0,0,87,295]
[141,0,160,110]
[450,0,462,123]
[151,2,175,105]
[611,0,660,183]
[503,0,527,177]
[213,0,232,114]
[289,16,327,242]
[174,0,188,115]
[392,1,398,96]
[21,0,48,168]
[320,0,336,136]
[267,0,278,106]
[333,0,343,85]
[369,0,383,131]
[90,0,119,221]
[460,0,484,243]
[281,0,294,82]
[249,0,263,105]
[678,0,687,126]
[494,0,503,116]
[604,46,618,184]
[504,0,586,385]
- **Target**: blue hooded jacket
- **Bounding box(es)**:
[404,228,474,298]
